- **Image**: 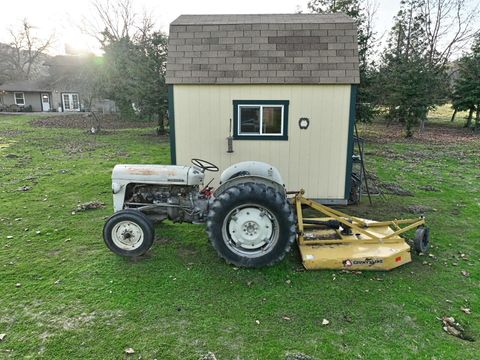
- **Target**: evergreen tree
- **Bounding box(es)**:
[452,35,480,130]
[376,0,448,136]
[307,0,377,122]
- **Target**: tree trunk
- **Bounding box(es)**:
[475,107,480,132]
[419,119,425,132]
[464,108,474,128]
[450,108,457,122]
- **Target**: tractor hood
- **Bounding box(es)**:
[112,164,204,186]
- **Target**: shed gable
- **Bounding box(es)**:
[166,14,359,85]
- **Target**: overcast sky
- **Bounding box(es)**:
[0,0,472,56]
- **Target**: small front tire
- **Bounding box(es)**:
[103,210,155,257]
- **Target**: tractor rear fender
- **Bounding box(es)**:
[215,161,285,196]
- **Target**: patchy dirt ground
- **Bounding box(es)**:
[30,113,156,130]
[358,121,479,145]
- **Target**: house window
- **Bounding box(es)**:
[14,92,25,106]
[62,93,80,111]
[233,100,289,140]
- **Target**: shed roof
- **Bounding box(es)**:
[166,14,359,85]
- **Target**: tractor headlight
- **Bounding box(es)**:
[112,182,122,194]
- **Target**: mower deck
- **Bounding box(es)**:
[291,191,426,271]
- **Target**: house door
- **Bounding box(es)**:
[41,93,50,112]
[62,93,80,112]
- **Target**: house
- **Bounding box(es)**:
[0,79,80,112]
[0,54,115,113]
[166,14,359,202]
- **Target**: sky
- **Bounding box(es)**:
[0,0,472,56]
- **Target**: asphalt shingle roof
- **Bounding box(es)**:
[166,14,360,85]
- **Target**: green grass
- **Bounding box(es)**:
[0,113,479,359]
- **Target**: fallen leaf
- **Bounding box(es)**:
[54,279,61,285]
[6,236,13,239]
[0,333,6,341]
[282,316,291,321]
[461,270,470,277]
[461,307,472,315]
[285,279,291,285]
[200,352,217,360]
[322,319,330,325]
[124,347,135,354]
[73,201,105,212]
[255,320,260,325]
[15,283,21,288]
[441,316,474,341]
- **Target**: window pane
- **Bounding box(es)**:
[72,94,79,109]
[262,107,282,134]
[15,93,25,105]
[63,94,70,109]
[239,106,260,134]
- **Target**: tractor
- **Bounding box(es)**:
[103,159,430,270]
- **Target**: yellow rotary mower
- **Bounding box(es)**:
[290,190,429,271]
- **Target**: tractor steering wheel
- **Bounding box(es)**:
[191,158,219,172]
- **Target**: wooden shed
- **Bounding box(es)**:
[166,14,359,203]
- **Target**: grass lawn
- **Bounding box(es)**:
[0,110,479,359]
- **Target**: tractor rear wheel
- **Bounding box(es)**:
[103,210,155,257]
[207,182,296,268]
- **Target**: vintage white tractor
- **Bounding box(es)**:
[104,159,296,268]
[103,159,429,270]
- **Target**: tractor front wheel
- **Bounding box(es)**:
[207,183,296,268]
[103,210,155,257]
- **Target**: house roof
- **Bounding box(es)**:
[0,79,51,92]
[166,14,359,85]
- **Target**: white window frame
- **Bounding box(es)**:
[14,92,25,106]
[62,92,80,112]
[237,104,285,136]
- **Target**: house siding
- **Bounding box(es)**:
[1,92,43,111]
[173,84,352,200]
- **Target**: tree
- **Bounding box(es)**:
[307,0,379,122]
[132,31,168,133]
[451,35,480,130]
[375,0,478,136]
[0,19,52,80]
[86,0,168,128]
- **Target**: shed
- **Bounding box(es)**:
[166,14,359,203]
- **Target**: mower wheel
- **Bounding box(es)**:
[103,210,155,257]
[414,226,430,254]
[207,182,296,268]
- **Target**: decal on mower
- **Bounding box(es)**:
[342,258,384,267]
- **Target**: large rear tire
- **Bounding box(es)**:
[207,183,296,268]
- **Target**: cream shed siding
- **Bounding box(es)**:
[172,84,352,199]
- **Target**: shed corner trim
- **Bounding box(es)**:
[344,84,357,200]
[168,84,176,165]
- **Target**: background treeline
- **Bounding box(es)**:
[1,0,478,136]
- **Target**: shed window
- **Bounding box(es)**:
[14,92,25,105]
[233,100,289,140]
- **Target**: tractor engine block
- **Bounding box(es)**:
[124,184,209,223]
